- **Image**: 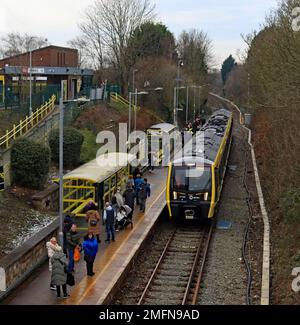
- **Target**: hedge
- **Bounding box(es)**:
[49,127,84,168]
[11,138,51,189]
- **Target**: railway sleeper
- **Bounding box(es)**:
[166,252,196,258]
[152,279,188,287]
[168,247,198,253]
[163,257,195,265]
[158,265,193,273]
[143,298,181,305]
[148,285,187,294]
[146,290,185,300]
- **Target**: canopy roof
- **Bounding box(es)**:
[64,153,135,183]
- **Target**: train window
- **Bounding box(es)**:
[173,167,211,193]
[104,179,110,194]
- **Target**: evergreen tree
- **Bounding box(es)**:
[221,55,237,84]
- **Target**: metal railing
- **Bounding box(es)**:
[110,92,164,123]
[111,92,139,110]
[0,95,56,150]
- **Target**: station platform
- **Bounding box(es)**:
[3,167,167,305]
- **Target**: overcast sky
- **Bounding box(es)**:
[0,0,278,67]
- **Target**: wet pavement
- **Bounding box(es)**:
[3,167,167,305]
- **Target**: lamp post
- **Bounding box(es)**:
[58,81,64,246]
[58,84,90,246]
[173,86,186,126]
[29,49,32,116]
[174,59,183,126]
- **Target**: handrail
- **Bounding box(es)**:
[111,92,164,123]
[111,92,140,110]
[0,95,56,150]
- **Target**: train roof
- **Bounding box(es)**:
[64,153,135,183]
[173,109,232,166]
[148,123,177,133]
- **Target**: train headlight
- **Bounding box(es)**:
[204,192,209,201]
[173,192,178,200]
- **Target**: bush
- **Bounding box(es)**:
[49,127,84,168]
[280,189,300,224]
[11,138,50,189]
[80,129,100,164]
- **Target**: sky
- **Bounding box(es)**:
[0,0,278,68]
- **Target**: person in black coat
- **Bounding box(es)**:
[63,215,74,255]
[122,184,136,220]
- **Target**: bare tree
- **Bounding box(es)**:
[177,29,214,84]
[75,0,156,91]
[0,32,49,58]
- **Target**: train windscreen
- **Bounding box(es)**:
[173,167,211,193]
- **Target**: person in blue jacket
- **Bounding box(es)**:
[134,174,143,205]
[82,231,99,276]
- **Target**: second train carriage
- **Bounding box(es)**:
[146,123,179,166]
[166,109,233,220]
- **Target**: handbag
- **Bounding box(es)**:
[67,272,75,286]
[74,247,81,262]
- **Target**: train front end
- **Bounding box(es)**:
[167,159,213,221]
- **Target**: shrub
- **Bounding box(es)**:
[280,189,300,224]
[11,138,50,189]
[49,127,84,168]
[80,129,100,164]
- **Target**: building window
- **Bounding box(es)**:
[57,52,60,66]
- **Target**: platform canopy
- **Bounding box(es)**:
[63,153,136,184]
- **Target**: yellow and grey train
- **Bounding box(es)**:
[166,109,233,220]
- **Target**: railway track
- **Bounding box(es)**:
[138,221,214,305]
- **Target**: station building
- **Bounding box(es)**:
[0,45,94,106]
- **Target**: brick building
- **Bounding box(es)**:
[0,46,94,106]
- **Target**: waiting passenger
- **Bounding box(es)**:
[127,175,135,188]
[123,184,136,220]
[139,179,151,213]
[66,224,81,273]
[63,215,74,255]
[134,174,143,205]
[103,202,116,243]
[46,237,62,291]
[115,187,124,209]
[50,249,69,299]
[82,231,98,276]
[85,202,101,244]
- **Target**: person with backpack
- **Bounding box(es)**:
[85,202,101,244]
[139,179,151,213]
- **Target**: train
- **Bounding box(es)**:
[166,109,233,220]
